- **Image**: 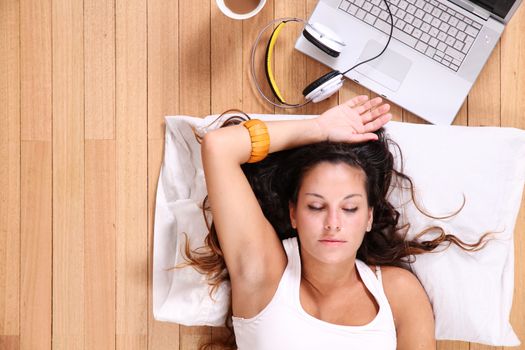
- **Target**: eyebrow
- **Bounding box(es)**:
[305,193,363,200]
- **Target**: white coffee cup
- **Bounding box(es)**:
[215,0,267,20]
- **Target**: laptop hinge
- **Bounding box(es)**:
[448,0,491,21]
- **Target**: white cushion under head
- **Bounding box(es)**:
[305,22,345,54]
[153,114,525,346]
[305,74,344,103]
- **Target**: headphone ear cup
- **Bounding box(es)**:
[302,22,345,58]
[303,70,344,103]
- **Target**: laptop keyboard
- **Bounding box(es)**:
[338,0,483,71]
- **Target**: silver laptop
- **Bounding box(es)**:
[295,0,522,125]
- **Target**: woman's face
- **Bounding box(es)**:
[289,161,373,265]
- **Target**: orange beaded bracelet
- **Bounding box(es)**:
[243,119,270,163]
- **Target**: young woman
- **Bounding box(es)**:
[188,95,484,349]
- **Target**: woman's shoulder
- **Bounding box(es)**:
[378,265,424,298]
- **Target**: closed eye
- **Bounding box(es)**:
[307,205,323,211]
[343,207,358,213]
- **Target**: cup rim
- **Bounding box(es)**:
[216,0,267,20]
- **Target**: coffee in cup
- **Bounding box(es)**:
[216,0,267,20]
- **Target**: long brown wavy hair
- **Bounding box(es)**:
[180,111,491,349]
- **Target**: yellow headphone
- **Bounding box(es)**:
[251,10,394,109]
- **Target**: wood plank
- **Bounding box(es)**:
[242,0,275,114]
[179,0,212,347]
[85,140,116,350]
[147,0,180,348]
[501,4,525,345]
[468,43,501,126]
[0,336,20,350]
[211,3,243,114]
[179,0,211,116]
[437,340,469,350]
[85,0,115,140]
[147,0,179,140]
[470,344,502,350]
[501,4,525,129]
[20,0,52,141]
[147,139,179,349]
[0,0,20,338]
[52,0,85,347]
[274,0,308,115]
[115,0,148,348]
[20,141,52,350]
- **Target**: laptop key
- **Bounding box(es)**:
[421,32,431,43]
[412,28,423,39]
[356,8,367,19]
[439,22,450,32]
[349,4,359,14]
[429,37,439,47]
[355,0,365,7]
[448,27,458,37]
[371,5,381,16]
[407,4,417,14]
[445,46,465,61]
[363,2,373,12]
[399,0,409,9]
[456,21,467,31]
[415,8,425,18]
[437,41,446,51]
[421,22,431,32]
[405,23,414,34]
[449,16,459,27]
[379,10,389,20]
[413,18,423,27]
[371,0,381,5]
[426,46,437,57]
[429,26,439,38]
[452,58,461,66]
[340,1,350,11]
[465,25,479,37]
[415,0,425,8]
[456,31,466,41]
[445,35,455,46]
[423,13,433,23]
[416,41,429,53]
[453,40,463,51]
[464,17,472,25]
[431,17,442,28]
[440,12,450,22]
[435,50,444,58]
[405,13,415,23]
[365,12,377,25]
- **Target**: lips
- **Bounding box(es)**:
[318,239,346,246]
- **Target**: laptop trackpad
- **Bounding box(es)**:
[355,40,412,92]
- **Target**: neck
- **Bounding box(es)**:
[300,250,359,297]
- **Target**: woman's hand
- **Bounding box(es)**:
[315,95,392,143]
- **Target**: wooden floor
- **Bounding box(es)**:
[1,0,524,349]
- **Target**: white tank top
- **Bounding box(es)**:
[232,237,397,350]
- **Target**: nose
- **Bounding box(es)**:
[323,208,341,232]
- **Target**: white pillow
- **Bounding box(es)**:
[153,114,525,346]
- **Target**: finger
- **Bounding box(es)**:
[347,132,379,143]
[355,97,383,115]
[361,103,390,123]
[363,113,392,133]
[344,95,369,108]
